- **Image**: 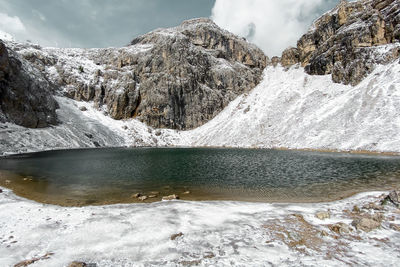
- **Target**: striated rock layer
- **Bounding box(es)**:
[12,18,267,130]
[0,41,58,128]
[281,0,400,85]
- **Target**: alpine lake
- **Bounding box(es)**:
[0,147,399,206]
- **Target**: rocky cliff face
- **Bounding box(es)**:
[281,0,400,85]
[14,18,267,130]
[0,41,58,128]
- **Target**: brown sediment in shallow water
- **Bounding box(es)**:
[1,168,399,207]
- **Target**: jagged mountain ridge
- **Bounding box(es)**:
[7,18,266,130]
[281,0,400,85]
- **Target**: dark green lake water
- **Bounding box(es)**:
[0,148,399,205]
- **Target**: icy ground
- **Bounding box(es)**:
[0,187,399,266]
[1,50,400,154]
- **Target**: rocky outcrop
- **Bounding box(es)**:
[281,0,400,85]
[351,217,381,232]
[0,41,58,128]
[16,18,267,130]
[281,47,300,67]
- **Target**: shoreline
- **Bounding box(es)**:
[0,185,392,206]
[2,145,400,158]
[0,179,398,207]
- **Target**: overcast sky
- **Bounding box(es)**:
[0,0,340,56]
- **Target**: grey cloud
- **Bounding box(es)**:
[0,0,214,47]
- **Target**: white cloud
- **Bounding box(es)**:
[211,0,332,57]
[0,12,26,35]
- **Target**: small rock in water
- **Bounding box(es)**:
[138,196,148,201]
[315,211,330,220]
[132,193,142,198]
[183,191,191,195]
[150,191,160,195]
[170,232,183,240]
[148,195,157,198]
[5,180,11,185]
[351,218,381,232]
[68,261,88,267]
[23,177,28,181]
[79,106,87,111]
[162,194,179,201]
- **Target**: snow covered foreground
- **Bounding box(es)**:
[1,187,399,266]
[1,56,400,154]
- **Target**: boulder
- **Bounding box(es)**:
[68,262,87,267]
[351,217,381,232]
[389,223,400,231]
[170,232,183,240]
[363,202,384,210]
[132,193,141,198]
[315,211,330,220]
[13,252,53,267]
[162,194,179,201]
[138,195,148,201]
[329,222,352,235]
[352,205,361,213]
[388,190,400,206]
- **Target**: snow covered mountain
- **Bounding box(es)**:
[4,18,266,130]
[0,0,400,155]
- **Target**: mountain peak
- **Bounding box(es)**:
[179,17,215,27]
